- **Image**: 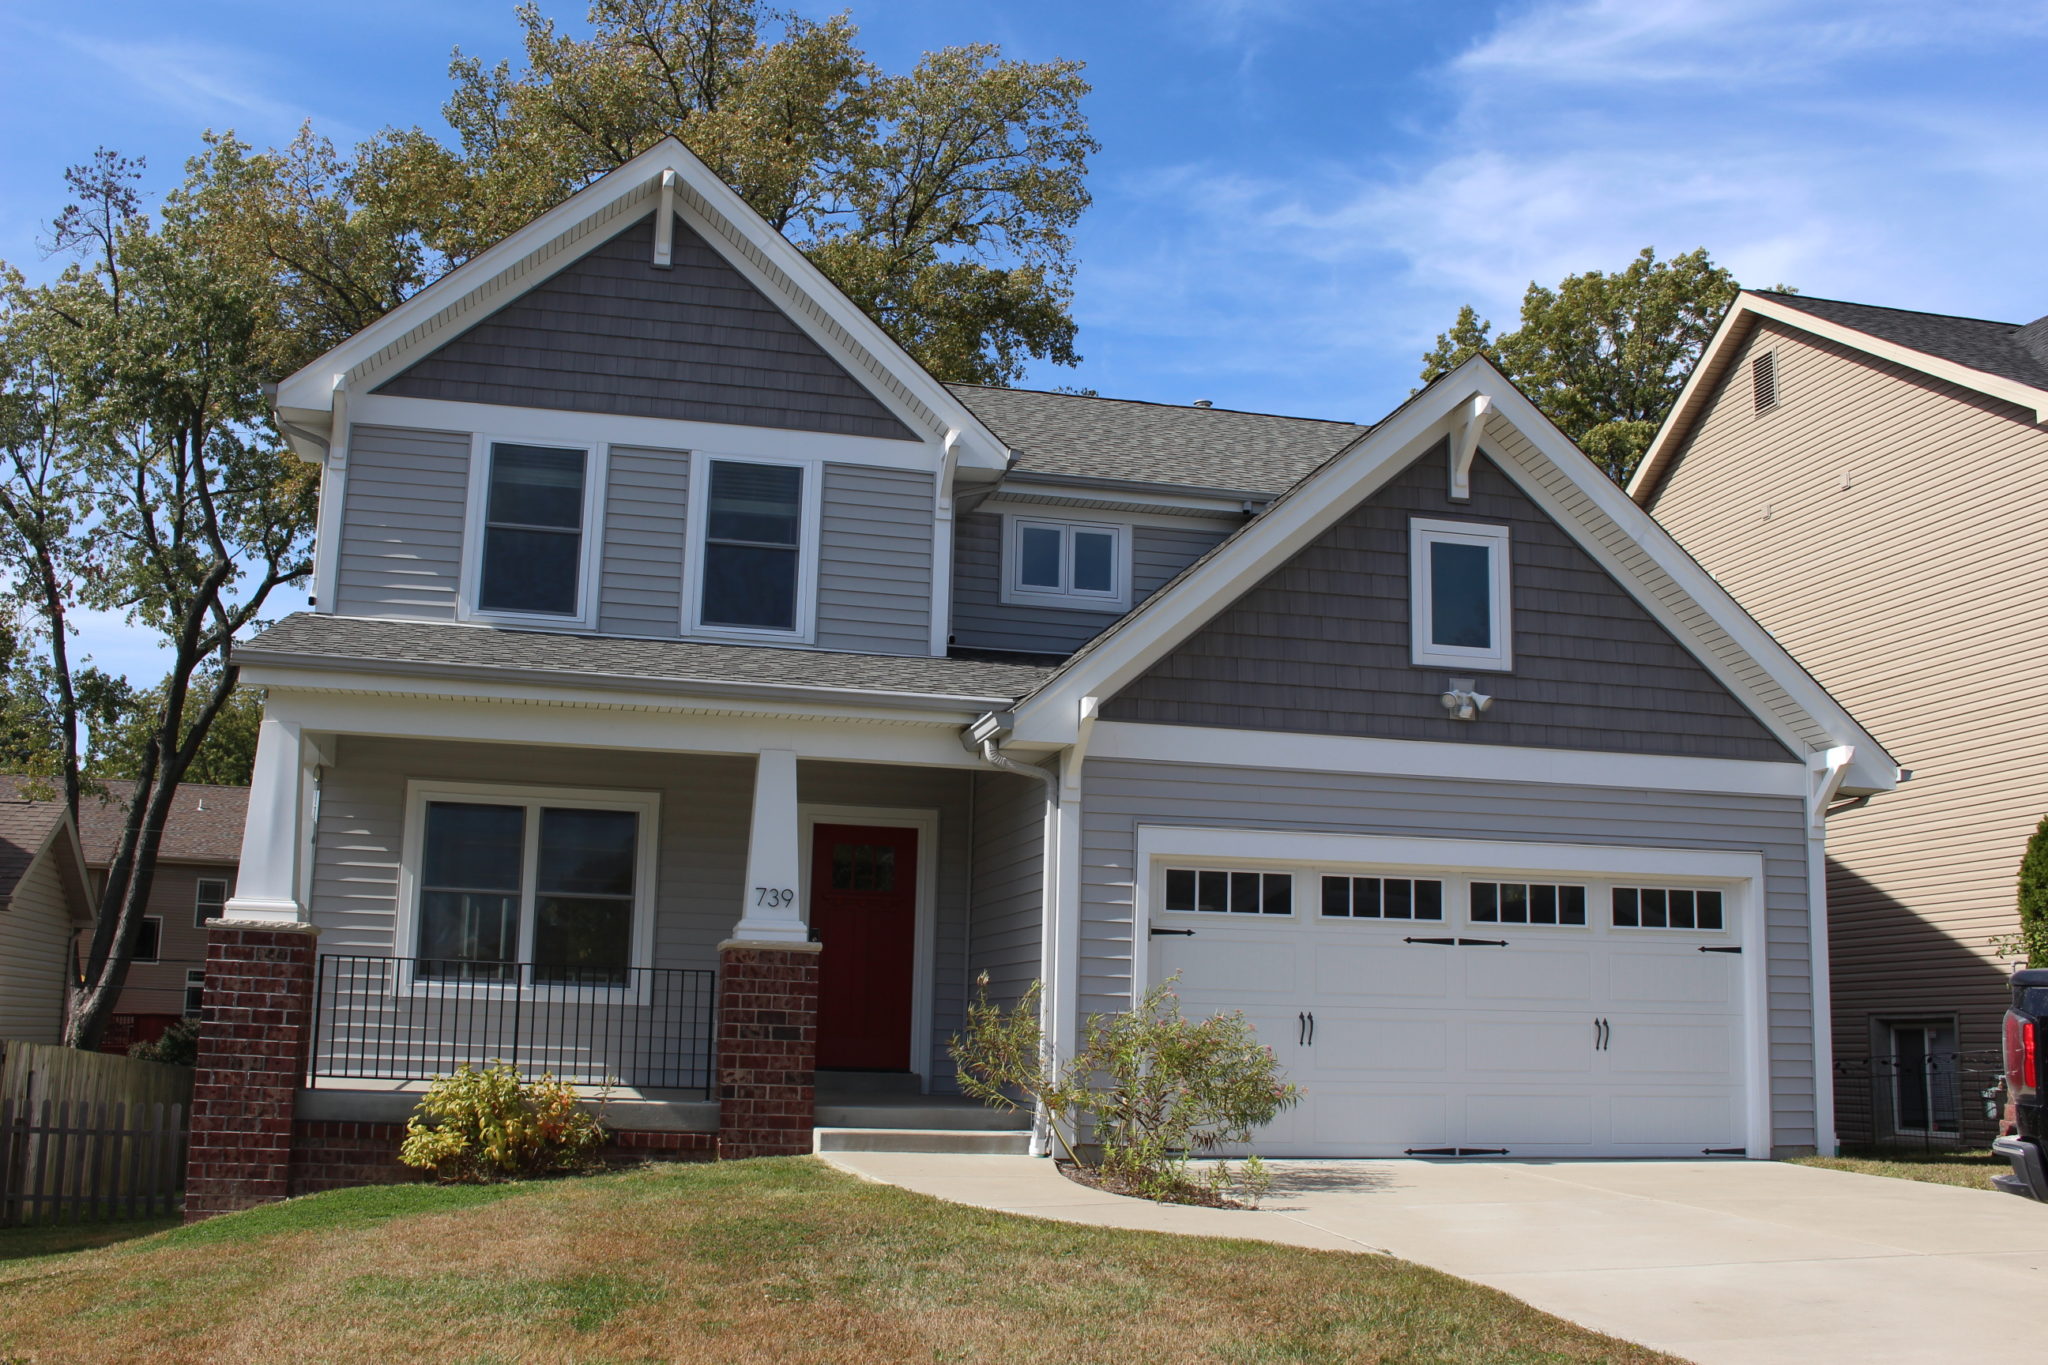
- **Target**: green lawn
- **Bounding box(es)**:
[0,1158,1680,1364]
[1789,1147,2008,1190]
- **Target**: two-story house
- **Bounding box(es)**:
[184,139,1897,1217]
[1632,290,2048,1148]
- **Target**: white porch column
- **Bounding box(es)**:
[729,748,807,942]
[224,712,310,923]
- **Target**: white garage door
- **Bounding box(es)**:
[1150,855,1752,1158]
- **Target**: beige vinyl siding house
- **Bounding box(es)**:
[1634,291,2048,1145]
[0,801,92,1046]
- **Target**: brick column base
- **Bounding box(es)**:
[184,921,318,1221]
[716,940,821,1159]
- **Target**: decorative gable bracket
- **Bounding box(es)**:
[1449,394,1494,501]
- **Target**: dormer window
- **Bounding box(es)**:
[465,438,604,627]
[1410,517,1512,671]
[1002,515,1131,612]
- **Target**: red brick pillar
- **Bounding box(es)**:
[184,921,319,1220]
[716,940,821,1158]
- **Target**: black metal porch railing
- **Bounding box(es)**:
[1831,1049,2005,1150]
[309,956,717,1092]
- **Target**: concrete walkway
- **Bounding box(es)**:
[820,1152,2048,1365]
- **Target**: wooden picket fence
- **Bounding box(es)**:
[0,1041,192,1225]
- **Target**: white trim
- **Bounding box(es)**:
[1001,514,1132,613]
[800,804,941,1089]
[1449,393,1493,501]
[458,434,608,631]
[1807,744,1854,1155]
[683,452,823,643]
[1087,723,1808,798]
[1409,517,1512,672]
[395,778,661,992]
[977,493,1246,529]
[1130,824,1773,1159]
[1632,292,2048,501]
[311,377,349,614]
[351,394,944,473]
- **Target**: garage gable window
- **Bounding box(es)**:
[1320,876,1443,920]
[1612,886,1724,930]
[1471,881,1587,926]
[1164,867,1292,915]
[1410,518,1512,671]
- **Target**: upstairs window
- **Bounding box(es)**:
[1003,516,1130,611]
[473,441,596,621]
[1410,518,1512,671]
[694,459,810,635]
[193,877,229,927]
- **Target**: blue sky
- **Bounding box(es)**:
[5,0,2047,679]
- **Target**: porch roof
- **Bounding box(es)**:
[239,614,1054,708]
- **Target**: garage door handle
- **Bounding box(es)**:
[1149,926,1196,937]
[1297,1012,1307,1046]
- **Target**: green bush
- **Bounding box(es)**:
[399,1063,608,1183]
[128,1017,199,1065]
[1995,815,2048,967]
[952,975,1299,1205]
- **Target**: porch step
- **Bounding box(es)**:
[814,1098,1027,1131]
[814,1070,923,1095]
[813,1127,1032,1156]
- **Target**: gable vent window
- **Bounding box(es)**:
[1003,516,1131,612]
[478,442,590,618]
[1752,351,1779,414]
[1409,518,1512,671]
[1164,867,1293,915]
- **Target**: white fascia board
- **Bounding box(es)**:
[1135,823,1767,884]
[976,494,1245,528]
[274,138,1011,473]
[257,683,992,770]
[1090,721,1809,799]
[1633,293,2048,502]
[351,395,947,473]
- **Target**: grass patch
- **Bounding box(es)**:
[0,1158,1680,1364]
[0,1217,181,1264]
[1790,1147,2008,1190]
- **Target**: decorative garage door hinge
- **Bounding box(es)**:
[1698,945,1743,954]
[1148,926,1196,937]
[1404,1147,1511,1157]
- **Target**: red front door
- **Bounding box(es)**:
[811,823,919,1071]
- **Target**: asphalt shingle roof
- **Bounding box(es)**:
[947,383,1370,495]
[1756,291,2048,393]
[0,800,65,904]
[0,778,246,867]
[240,614,1055,704]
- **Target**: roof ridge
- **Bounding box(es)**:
[943,381,1367,428]
[1753,288,2021,332]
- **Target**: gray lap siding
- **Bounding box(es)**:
[1078,757,1818,1153]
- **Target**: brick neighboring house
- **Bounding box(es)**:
[0,777,245,1052]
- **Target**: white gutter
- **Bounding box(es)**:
[930,429,963,656]
[973,734,1060,1157]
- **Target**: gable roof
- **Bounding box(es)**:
[1632,290,2048,501]
[272,138,1010,473]
[1009,355,1899,795]
[948,384,1371,495]
[0,778,247,867]
[0,799,92,921]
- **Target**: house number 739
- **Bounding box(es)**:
[754,886,796,908]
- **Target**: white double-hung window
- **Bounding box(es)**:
[1003,516,1130,611]
[1409,517,1512,671]
[466,438,603,626]
[688,456,818,638]
[401,782,658,988]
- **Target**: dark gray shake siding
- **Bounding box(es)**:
[1079,758,1818,1153]
[309,738,975,1088]
[334,426,938,651]
[1106,443,1797,762]
[949,513,1236,654]
[967,768,1049,1013]
[816,465,935,655]
[376,213,916,442]
[598,445,690,636]
[333,425,472,620]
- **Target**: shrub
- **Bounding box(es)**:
[398,1063,608,1183]
[1995,815,2048,967]
[952,974,1299,1205]
[128,1017,199,1065]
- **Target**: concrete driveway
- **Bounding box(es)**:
[824,1153,2048,1365]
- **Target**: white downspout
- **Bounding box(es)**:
[310,376,349,614]
[977,737,1059,1156]
[1807,745,1855,1158]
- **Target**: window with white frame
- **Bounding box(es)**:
[193,876,229,928]
[184,970,206,1017]
[1003,516,1130,611]
[1163,867,1293,915]
[474,441,596,619]
[694,458,809,634]
[406,784,657,987]
[1410,517,1512,671]
[134,916,162,964]
[1882,1019,1960,1136]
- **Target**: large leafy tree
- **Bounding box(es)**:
[184,0,1096,384]
[1420,247,1752,484]
[0,151,316,1048]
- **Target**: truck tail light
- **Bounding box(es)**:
[2006,1010,2038,1093]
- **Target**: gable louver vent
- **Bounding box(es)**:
[1751,351,1779,414]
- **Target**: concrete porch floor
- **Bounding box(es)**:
[820,1152,2048,1365]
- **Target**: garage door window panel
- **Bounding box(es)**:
[1613,886,1724,931]
[1471,881,1586,926]
[1321,875,1443,920]
[1164,866,1292,915]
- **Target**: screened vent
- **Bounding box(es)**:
[1751,351,1779,413]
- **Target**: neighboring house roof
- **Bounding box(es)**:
[1633,290,2048,500]
[947,384,1371,495]
[238,613,1056,709]
[0,778,247,867]
[1009,354,1900,796]
[0,799,92,922]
